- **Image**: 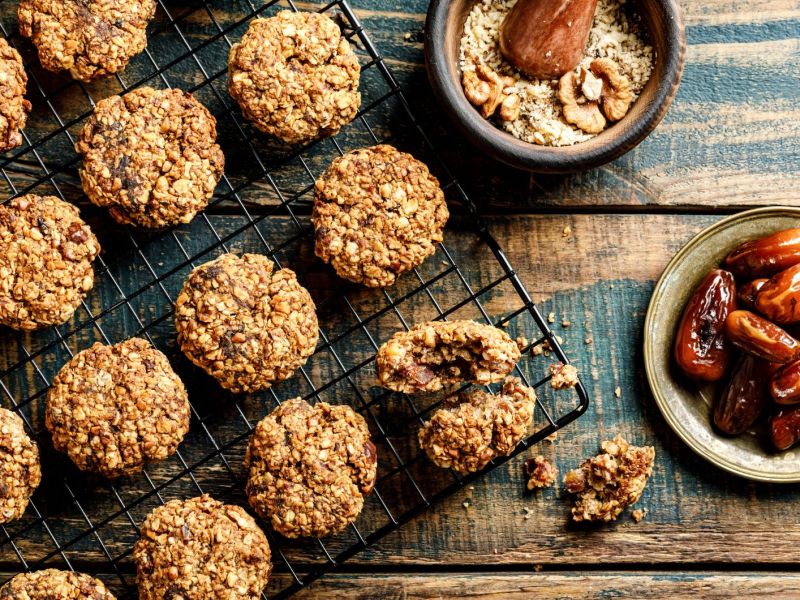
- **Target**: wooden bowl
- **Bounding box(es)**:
[424,0,686,174]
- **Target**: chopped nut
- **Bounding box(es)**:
[463,70,492,106]
[462,61,521,122]
[562,319,571,328]
[631,508,647,523]
[525,456,558,490]
[585,338,593,345]
[615,386,622,398]
[580,67,604,102]
[463,501,471,509]
[548,312,556,324]
[499,93,521,121]
[591,58,634,122]
[557,70,606,134]
[550,362,579,390]
[562,226,572,238]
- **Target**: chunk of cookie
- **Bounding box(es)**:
[0,38,31,152]
[0,569,116,599]
[418,377,535,474]
[376,320,522,393]
[525,455,557,490]
[228,11,361,144]
[0,195,100,330]
[18,0,156,82]
[46,338,190,478]
[313,145,449,287]
[564,435,655,522]
[0,408,41,524]
[134,495,272,600]
[246,398,377,538]
[76,87,224,229]
[175,253,319,394]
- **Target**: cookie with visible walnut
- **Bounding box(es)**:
[313,145,449,288]
[0,569,116,599]
[0,408,41,524]
[246,398,377,538]
[376,320,521,393]
[419,377,536,474]
[0,37,31,152]
[175,253,319,394]
[564,435,655,522]
[76,87,224,229]
[0,195,100,331]
[18,0,156,82]
[46,338,190,479]
[134,495,272,600]
[228,11,361,144]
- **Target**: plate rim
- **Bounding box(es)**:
[644,206,800,483]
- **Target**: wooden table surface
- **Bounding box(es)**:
[0,0,798,598]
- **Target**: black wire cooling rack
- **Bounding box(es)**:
[0,0,588,597]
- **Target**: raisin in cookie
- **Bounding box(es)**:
[18,0,156,82]
[0,569,116,599]
[0,195,100,331]
[564,435,655,522]
[0,408,41,524]
[134,495,272,600]
[46,338,190,478]
[313,145,449,288]
[175,253,319,394]
[376,320,521,393]
[76,87,224,229]
[419,377,535,474]
[0,38,31,152]
[228,11,361,144]
[246,398,377,538]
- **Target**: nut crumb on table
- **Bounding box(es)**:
[632,508,647,523]
[550,362,579,390]
[376,320,521,393]
[525,455,558,490]
[564,435,655,522]
[418,376,536,474]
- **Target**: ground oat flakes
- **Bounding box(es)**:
[0,569,116,599]
[134,495,272,600]
[564,435,654,522]
[228,11,361,144]
[0,38,31,152]
[313,145,449,288]
[376,320,522,393]
[460,0,654,146]
[246,398,377,538]
[76,87,224,229]
[419,377,536,474]
[0,195,100,331]
[46,338,190,478]
[18,0,156,82]
[0,408,41,524]
[175,253,319,394]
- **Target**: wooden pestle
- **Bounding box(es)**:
[499,0,598,79]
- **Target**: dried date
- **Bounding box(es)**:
[713,354,771,436]
[673,269,737,382]
[725,310,800,364]
[724,228,800,279]
[737,279,767,311]
[756,264,800,325]
[770,360,800,405]
[770,406,800,451]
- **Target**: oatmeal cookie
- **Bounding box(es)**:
[134,495,272,600]
[312,145,449,287]
[0,38,31,152]
[18,0,156,82]
[418,377,535,474]
[564,435,655,522]
[0,195,100,331]
[228,11,361,144]
[175,253,319,394]
[0,408,41,524]
[76,87,224,229]
[246,398,377,538]
[46,338,190,479]
[0,569,115,599]
[376,320,522,393]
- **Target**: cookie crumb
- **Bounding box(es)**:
[585,338,593,345]
[631,508,647,523]
[550,362,579,390]
[463,501,471,509]
[562,319,571,328]
[562,226,572,237]
[525,455,558,490]
[548,312,556,323]
[615,386,622,398]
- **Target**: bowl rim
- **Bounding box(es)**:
[643,206,800,484]
[424,0,687,174]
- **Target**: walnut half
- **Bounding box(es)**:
[462,62,521,123]
[557,68,606,134]
[590,58,634,122]
[558,59,635,133]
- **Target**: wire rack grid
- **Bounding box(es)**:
[0,0,588,597]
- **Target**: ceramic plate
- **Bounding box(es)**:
[644,207,800,482]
